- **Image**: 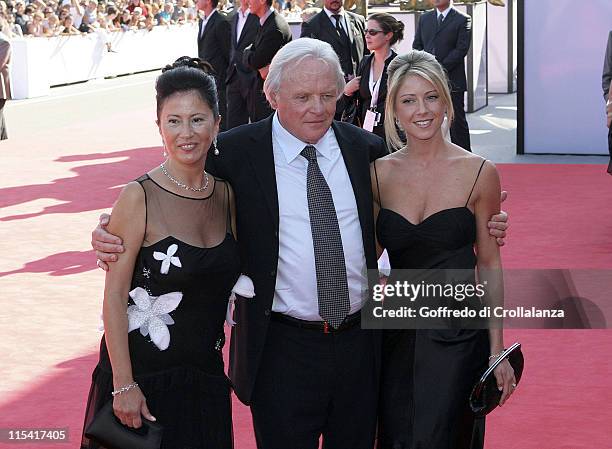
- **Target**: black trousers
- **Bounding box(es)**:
[216,79,228,132]
[0,99,7,140]
[450,90,471,152]
[248,79,274,123]
[250,319,379,449]
[226,77,251,129]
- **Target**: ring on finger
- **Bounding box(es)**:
[511,383,517,389]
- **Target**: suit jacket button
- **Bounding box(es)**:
[274,231,278,237]
[264,309,271,316]
[270,269,276,277]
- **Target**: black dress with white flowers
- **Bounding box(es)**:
[81,174,240,449]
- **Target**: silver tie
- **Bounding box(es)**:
[301,145,350,328]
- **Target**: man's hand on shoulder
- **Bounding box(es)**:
[92,213,125,271]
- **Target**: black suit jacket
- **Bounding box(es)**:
[338,51,396,139]
[198,10,232,88]
[413,8,471,92]
[207,116,387,404]
[243,11,292,76]
[301,10,366,78]
[226,10,260,88]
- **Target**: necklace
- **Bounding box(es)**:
[160,162,209,192]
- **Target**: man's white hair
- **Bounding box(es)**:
[263,38,346,102]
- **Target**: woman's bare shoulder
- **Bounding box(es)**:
[116,181,145,204]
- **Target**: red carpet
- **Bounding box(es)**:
[1,161,611,449]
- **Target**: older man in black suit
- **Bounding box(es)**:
[242,0,292,122]
[225,0,260,128]
[413,0,472,151]
[197,0,231,130]
[300,0,366,81]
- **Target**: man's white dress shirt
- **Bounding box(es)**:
[271,113,368,321]
[236,7,250,41]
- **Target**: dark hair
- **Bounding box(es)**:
[265,0,273,7]
[367,12,404,46]
[155,56,219,120]
[211,0,219,7]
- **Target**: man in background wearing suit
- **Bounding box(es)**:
[300,0,366,81]
[242,0,292,122]
[601,30,612,174]
[197,0,231,130]
[226,0,260,128]
[0,27,10,140]
[219,38,385,449]
[413,0,472,151]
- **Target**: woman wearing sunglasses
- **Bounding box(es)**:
[339,12,404,140]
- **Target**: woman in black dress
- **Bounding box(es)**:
[81,57,240,449]
[340,13,404,140]
[372,50,517,449]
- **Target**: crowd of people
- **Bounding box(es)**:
[3,0,206,37]
[0,0,322,38]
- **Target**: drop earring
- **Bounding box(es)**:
[162,143,168,158]
[213,137,219,156]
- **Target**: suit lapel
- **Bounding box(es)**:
[331,121,371,250]
[346,13,356,45]
[247,116,279,228]
[236,12,256,47]
[255,11,273,47]
[200,11,216,41]
[320,11,344,48]
[231,12,238,47]
[199,18,204,40]
[378,51,396,102]
[435,8,455,36]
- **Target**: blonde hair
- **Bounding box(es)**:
[384,50,454,151]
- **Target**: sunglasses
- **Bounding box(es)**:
[364,28,385,36]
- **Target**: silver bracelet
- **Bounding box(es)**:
[488,350,505,360]
[111,381,139,397]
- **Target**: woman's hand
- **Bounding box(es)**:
[492,357,517,407]
[112,386,156,428]
[344,76,361,96]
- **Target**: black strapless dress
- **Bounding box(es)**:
[375,201,489,449]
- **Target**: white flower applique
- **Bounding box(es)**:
[153,243,182,274]
[226,274,255,326]
[127,287,183,350]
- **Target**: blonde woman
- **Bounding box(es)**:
[372,50,515,449]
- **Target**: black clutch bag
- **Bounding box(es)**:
[340,97,361,127]
[85,401,163,449]
[469,342,524,417]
